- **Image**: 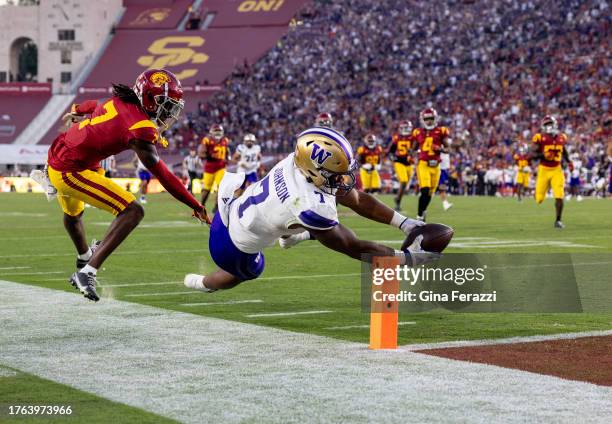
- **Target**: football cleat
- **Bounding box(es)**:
[443,200,453,211]
[76,239,101,271]
[69,272,99,302]
[416,212,427,222]
[394,198,401,212]
[184,274,216,292]
[554,220,565,229]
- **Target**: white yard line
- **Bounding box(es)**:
[100,281,181,288]
[181,300,264,306]
[324,321,416,330]
[402,329,612,351]
[0,266,30,270]
[122,291,199,297]
[0,271,64,276]
[0,248,208,259]
[244,310,333,318]
[1,280,610,424]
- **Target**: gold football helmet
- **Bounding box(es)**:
[294,127,357,195]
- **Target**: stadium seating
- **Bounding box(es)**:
[0,83,51,143]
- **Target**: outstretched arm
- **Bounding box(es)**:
[131,140,210,223]
[309,224,395,260]
[337,189,421,233]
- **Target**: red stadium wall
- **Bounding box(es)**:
[206,0,307,28]
[0,83,51,144]
[117,0,192,30]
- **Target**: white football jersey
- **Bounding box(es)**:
[571,159,582,178]
[227,153,338,254]
[440,152,450,170]
[236,144,261,173]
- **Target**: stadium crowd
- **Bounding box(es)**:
[166,0,611,194]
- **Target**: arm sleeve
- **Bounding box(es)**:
[149,160,202,211]
[72,100,98,115]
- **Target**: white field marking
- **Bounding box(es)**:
[0,271,64,276]
[324,321,417,330]
[245,310,333,318]
[99,281,181,288]
[0,212,48,217]
[0,248,208,259]
[122,291,199,297]
[181,299,264,307]
[1,281,611,424]
[402,329,612,351]
[258,272,361,281]
[93,220,196,228]
[0,266,30,270]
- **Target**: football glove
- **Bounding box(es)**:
[522,166,530,173]
[362,163,373,171]
[404,235,441,266]
[399,217,425,235]
[375,164,381,171]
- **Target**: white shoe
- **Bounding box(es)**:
[184,273,216,292]
[565,195,571,201]
[279,235,300,249]
[577,195,583,202]
[443,201,453,211]
[140,196,147,204]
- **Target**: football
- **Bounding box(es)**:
[401,223,454,253]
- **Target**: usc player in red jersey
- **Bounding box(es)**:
[198,124,230,209]
[46,69,209,301]
[412,108,451,220]
[531,115,569,228]
[357,133,384,193]
[513,144,531,201]
[387,120,415,211]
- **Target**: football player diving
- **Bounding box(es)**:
[184,127,440,293]
[42,69,209,301]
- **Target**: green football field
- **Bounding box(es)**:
[1,193,611,423]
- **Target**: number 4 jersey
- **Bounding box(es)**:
[48,97,160,172]
[221,153,339,254]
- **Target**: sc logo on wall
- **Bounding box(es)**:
[137,36,209,80]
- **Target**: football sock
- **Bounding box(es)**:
[81,264,97,275]
[418,188,431,216]
[77,248,92,261]
[390,211,409,229]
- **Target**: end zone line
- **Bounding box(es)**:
[324,322,416,330]
[400,329,612,351]
[122,291,199,297]
[181,300,264,306]
[245,310,332,318]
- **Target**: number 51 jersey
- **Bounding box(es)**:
[224,153,339,254]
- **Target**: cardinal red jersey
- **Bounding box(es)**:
[48,98,159,172]
[412,126,449,162]
[514,153,530,168]
[357,145,383,165]
[532,132,567,167]
[388,134,414,165]
[201,136,230,173]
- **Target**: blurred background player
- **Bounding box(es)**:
[387,120,415,211]
[412,108,451,221]
[438,150,453,210]
[531,115,569,228]
[198,124,230,211]
[514,144,531,201]
[566,152,583,202]
[315,112,334,128]
[233,133,262,186]
[44,69,208,301]
[357,133,383,194]
[183,148,203,194]
[133,155,152,204]
[99,155,116,178]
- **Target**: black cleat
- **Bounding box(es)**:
[394,198,401,212]
[76,239,101,271]
[69,272,99,302]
